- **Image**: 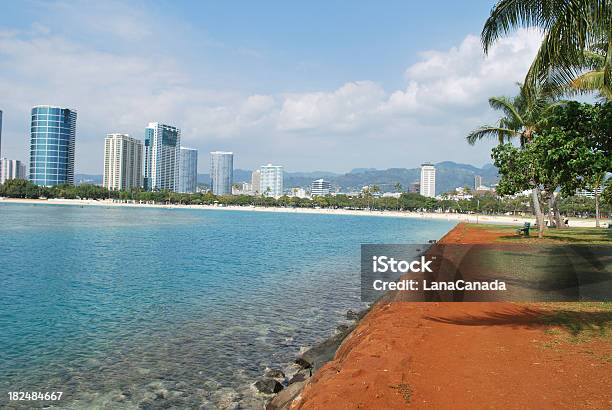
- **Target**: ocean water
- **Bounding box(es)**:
[0,203,455,409]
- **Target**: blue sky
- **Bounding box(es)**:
[0,1,542,174]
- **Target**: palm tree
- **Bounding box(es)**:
[568,44,612,100]
[467,85,556,237]
[394,182,403,210]
[481,0,611,99]
[467,84,555,147]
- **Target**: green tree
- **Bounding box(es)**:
[537,101,611,227]
[0,179,42,198]
[467,84,556,229]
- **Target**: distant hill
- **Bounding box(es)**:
[224,162,497,194]
[326,162,498,194]
[77,162,498,194]
[349,168,378,174]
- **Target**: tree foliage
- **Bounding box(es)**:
[481,0,612,99]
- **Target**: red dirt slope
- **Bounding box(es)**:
[292,224,611,409]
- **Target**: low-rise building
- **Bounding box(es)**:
[311,179,331,196]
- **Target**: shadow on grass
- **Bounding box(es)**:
[499,228,612,244]
[425,307,612,338]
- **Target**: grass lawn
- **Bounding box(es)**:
[462,223,612,346]
[466,223,612,244]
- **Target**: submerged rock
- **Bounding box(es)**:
[266,379,308,410]
[346,309,367,321]
[264,368,285,379]
[336,324,349,332]
[288,369,311,385]
[294,357,312,369]
[346,309,359,320]
[254,378,284,394]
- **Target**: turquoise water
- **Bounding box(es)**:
[0,203,454,409]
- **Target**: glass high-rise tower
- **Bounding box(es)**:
[178,147,198,193]
[143,122,181,191]
[29,106,77,186]
[210,151,233,195]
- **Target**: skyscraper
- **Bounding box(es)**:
[419,163,436,198]
[103,134,143,191]
[0,158,27,184]
[474,175,483,190]
[144,122,180,191]
[251,169,261,195]
[260,164,283,197]
[178,147,198,193]
[0,109,3,157]
[311,179,331,196]
[29,106,77,186]
[210,151,233,195]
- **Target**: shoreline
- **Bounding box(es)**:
[264,227,454,409]
[284,223,611,409]
[1,197,607,227]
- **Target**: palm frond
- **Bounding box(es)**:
[481,0,580,53]
[488,96,524,124]
[466,126,519,145]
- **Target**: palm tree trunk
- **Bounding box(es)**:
[531,187,544,238]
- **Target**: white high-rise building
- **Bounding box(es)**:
[0,158,27,184]
[251,169,261,195]
[474,175,483,190]
[144,123,181,191]
[210,151,233,195]
[178,147,198,193]
[420,163,436,198]
[260,164,283,197]
[0,109,3,157]
[311,179,331,196]
[103,134,143,191]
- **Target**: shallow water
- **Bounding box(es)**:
[0,203,455,409]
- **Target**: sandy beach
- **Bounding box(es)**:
[0,197,607,228]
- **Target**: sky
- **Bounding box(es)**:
[0,0,543,174]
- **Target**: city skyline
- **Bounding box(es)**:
[0,1,542,174]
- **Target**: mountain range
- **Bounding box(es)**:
[76,161,499,195]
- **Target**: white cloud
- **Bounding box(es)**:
[278,81,386,132]
[275,28,541,139]
[0,9,542,173]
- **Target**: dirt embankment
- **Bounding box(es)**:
[289,223,612,409]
